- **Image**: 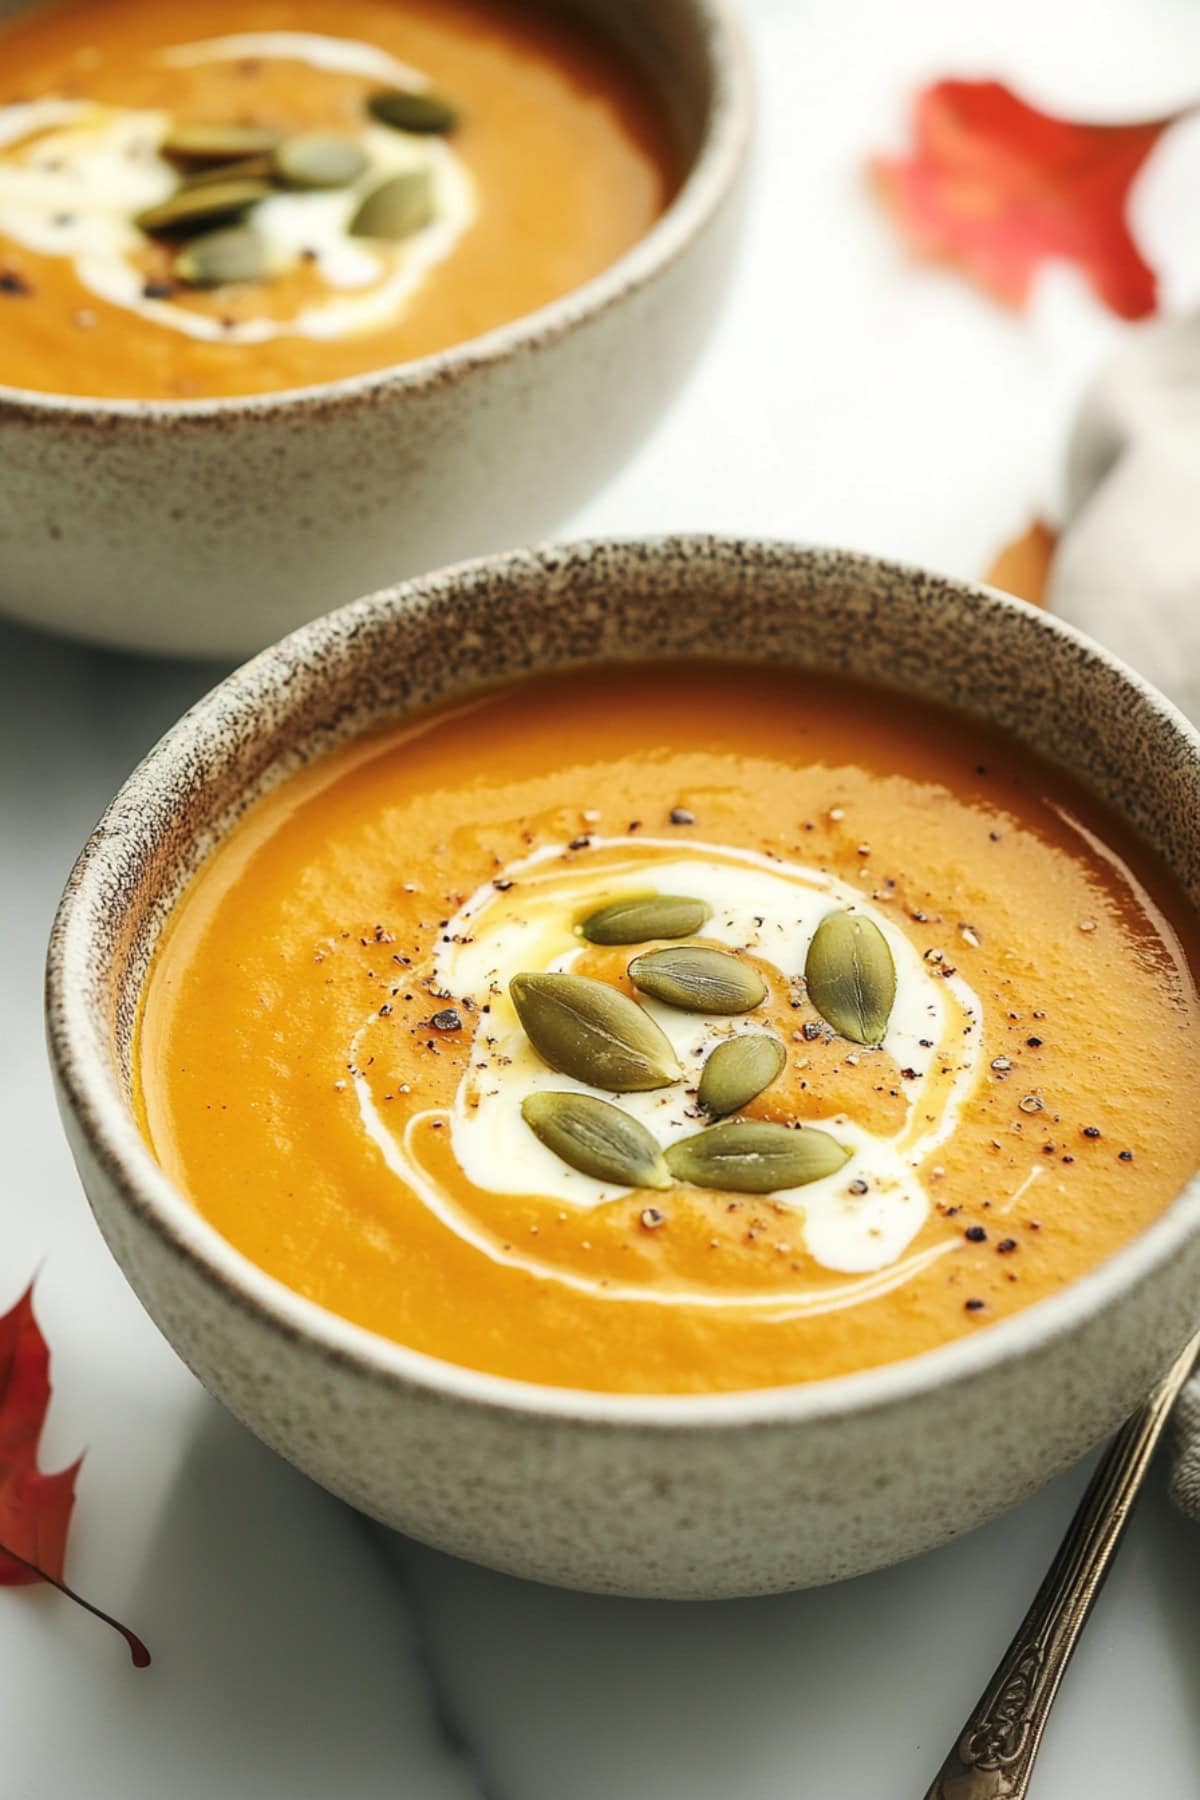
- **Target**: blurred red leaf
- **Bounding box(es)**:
[0,1283,149,1665]
[873,80,1169,319]
[0,1285,80,1586]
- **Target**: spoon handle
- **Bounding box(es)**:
[923,1330,1199,1800]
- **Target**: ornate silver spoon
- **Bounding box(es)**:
[923,1329,1199,1799]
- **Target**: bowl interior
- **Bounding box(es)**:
[0,0,743,414]
[49,536,1200,1412]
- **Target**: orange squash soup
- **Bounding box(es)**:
[135,664,1200,1394]
[0,0,678,399]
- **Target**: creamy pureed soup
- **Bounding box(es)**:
[0,0,677,399]
[136,664,1200,1395]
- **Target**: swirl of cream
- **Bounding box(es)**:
[351,838,985,1315]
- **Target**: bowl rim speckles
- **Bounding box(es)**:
[45,534,1200,1435]
[0,0,752,422]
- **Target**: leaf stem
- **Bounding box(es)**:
[1,1542,151,1667]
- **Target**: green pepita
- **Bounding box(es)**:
[136,178,271,237]
[805,910,896,1046]
[665,1121,850,1193]
[162,122,282,166]
[348,168,434,241]
[510,971,680,1092]
[173,226,268,288]
[521,1091,670,1190]
[367,88,459,134]
[272,131,369,190]
[578,893,712,946]
[697,1033,785,1117]
[628,946,766,1015]
[181,154,275,189]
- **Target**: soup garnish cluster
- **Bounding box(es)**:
[0,34,471,342]
[368,833,988,1292]
[509,896,898,1193]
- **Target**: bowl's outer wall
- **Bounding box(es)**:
[0,0,747,659]
[49,539,1200,1597]
[54,1105,1200,1598]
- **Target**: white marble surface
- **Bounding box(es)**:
[4,1,1200,1793]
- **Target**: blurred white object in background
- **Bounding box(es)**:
[1052,312,1200,721]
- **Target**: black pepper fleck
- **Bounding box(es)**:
[965,1224,987,1243]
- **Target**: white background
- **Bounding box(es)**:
[4,1,1200,1794]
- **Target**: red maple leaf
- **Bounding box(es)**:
[872,79,1171,320]
[0,1284,149,1665]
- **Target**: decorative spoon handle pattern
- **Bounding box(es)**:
[923,1330,1199,1800]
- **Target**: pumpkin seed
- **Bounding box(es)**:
[348,168,434,241]
[173,226,267,288]
[805,910,896,1046]
[181,154,274,188]
[367,88,459,134]
[628,946,766,1015]
[522,1091,670,1189]
[510,972,680,1092]
[272,131,369,190]
[135,178,271,237]
[697,1033,785,1116]
[665,1121,850,1193]
[162,122,281,166]
[578,893,712,946]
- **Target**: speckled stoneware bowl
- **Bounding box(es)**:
[47,536,1200,1599]
[0,0,749,660]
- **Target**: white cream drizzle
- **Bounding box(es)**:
[351,839,985,1313]
[157,31,427,89]
[0,34,475,347]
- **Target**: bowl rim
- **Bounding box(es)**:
[45,533,1200,1431]
[0,0,751,423]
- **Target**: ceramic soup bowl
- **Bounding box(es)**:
[0,0,749,659]
[46,537,1200,1599]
